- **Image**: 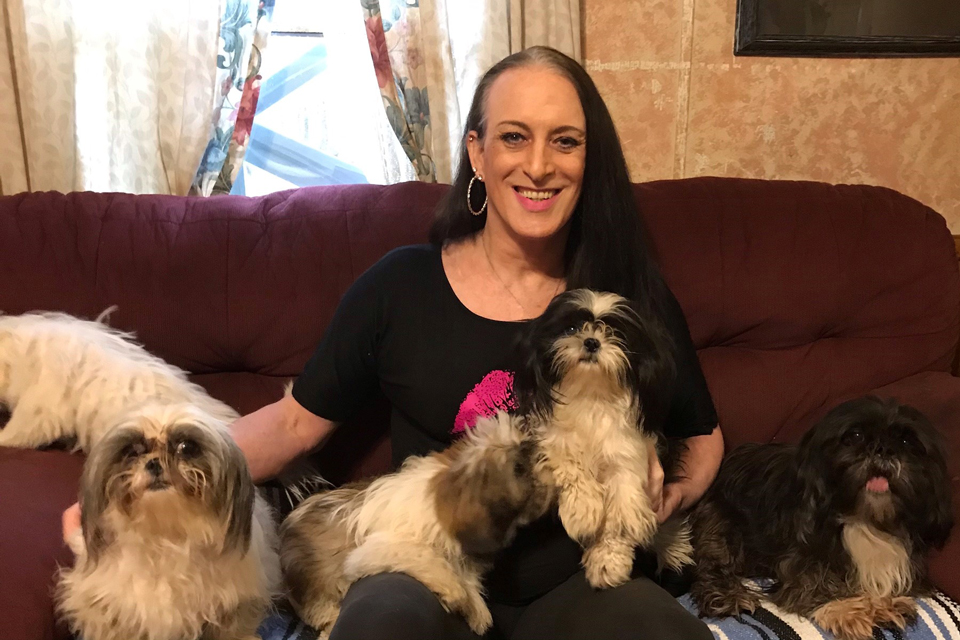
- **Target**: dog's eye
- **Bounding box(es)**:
[899,431,920,449]
[121,442,146,459]
[175,439,201,458]
[564,324,580,336]
[842,428,864,445]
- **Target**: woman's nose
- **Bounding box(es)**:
[524,142,554,181]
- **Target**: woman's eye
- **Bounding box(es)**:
[556,136,582,151]
[500,132,524,145]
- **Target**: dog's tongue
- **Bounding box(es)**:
[866,476,890,493]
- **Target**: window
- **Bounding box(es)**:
[232,0,415,195]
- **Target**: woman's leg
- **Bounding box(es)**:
[508,570,713,640]
[328,573,484,640]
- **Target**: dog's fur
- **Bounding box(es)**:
[57,402,282,640]
[690,396,954,640]
[279,411,552,637]
[513,288,693,589]
[0,310,239,452]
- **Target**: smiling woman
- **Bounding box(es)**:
[228,45,722,640]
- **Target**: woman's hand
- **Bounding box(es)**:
[62,502,81,543]
[645,440,666,520]
[646,440,688,524]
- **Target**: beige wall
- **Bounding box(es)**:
[583,0,960,231]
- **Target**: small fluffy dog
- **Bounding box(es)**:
[57,401,282,640]
[0,310,239,452]
[514,288,692,589]
[279,411,551,637]
[690,396,954,640]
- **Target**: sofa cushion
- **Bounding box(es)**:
[0,447,83,640]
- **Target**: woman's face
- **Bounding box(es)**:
[467,65,586,243]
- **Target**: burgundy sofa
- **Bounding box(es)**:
[2,177,958,640]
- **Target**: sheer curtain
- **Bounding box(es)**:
[0,0,223,195]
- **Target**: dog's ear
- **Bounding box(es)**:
[215,434,256,555]
[922,465,954,550]
[79,429,142,560]
[910,413,955,550]
[613,300,676,431]
[78,466,112,562]
[512,320,556,421]
[794,424,832,545]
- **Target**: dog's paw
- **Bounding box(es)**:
[812,597,876,640]
[583,537,634,589]
[298,601,341,637]
[873,596,917,629]
[558,486,605,544]
[651,519,693,573]
[462,599,493,635]
[694,586,761,618]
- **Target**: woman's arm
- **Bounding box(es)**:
[230,394,338,483]
[657,425,723,522]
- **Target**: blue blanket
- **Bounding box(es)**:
[257,592,960,640]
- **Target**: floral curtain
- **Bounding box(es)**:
[361,0,438,182]
[191,0,272,196]
[358,0,580,185]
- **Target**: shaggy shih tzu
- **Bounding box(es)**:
[57,401,282,640]
[0,310,239,452]
[690,396,953,640]
[279,411,552,637]
[514,288,693,590]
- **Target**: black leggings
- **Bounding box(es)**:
[327,571,713,640]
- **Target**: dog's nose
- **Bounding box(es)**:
[145,458,163,477]
[583,338,601,353]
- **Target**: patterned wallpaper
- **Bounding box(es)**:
[583,0,960,231]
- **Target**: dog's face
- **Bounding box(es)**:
[514,289,674,423]
[432,414,551,558]
[797,396,953,550]
[80,403,254,560]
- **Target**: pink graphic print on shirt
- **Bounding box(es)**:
[452,369,517,434]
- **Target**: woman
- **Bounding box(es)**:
[65,46,723,639]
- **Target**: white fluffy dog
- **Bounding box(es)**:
[279,411,552,637]
[514,289,693,589]
[57,402,281,640]
[0,310,238,452]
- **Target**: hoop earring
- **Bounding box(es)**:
[467,173,487,216]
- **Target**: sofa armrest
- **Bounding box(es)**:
[0,447,84,640]
[872,371,960,600]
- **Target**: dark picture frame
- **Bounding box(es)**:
[735,0,960,57]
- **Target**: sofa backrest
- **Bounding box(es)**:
[0,177,955,480]
[637,178,958,447]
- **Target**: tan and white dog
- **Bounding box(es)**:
[57,402,281,640]
[279,411,552,638]
[514,289,693,589]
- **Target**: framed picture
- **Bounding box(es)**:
[735,0,960,57]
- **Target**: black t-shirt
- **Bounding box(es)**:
[292,243,718,604]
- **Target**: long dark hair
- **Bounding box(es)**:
[429,46,671,319]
